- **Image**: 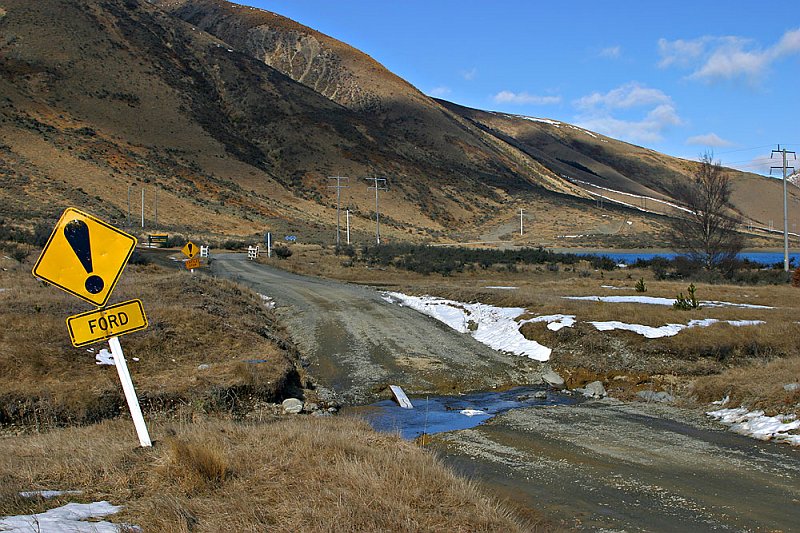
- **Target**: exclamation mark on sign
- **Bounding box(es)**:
[187,243,194,256]
[64,219,105,294]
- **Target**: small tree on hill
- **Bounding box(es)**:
[669,152,744,271]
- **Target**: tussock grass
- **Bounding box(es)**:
[0,416,530,532]
[690,356,800,414]
[0,255,302,428]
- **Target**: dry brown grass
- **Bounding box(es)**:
[690,356,800,414]
[0,416,531,532]
[0,254,302,428]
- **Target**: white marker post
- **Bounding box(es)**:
[108,336,151,447]
[346,210,350,244]
[267,232,271,258]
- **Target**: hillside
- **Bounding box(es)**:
[0,0,793,246]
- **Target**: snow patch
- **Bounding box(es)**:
[0,501,133,532]
[460,409,486,417]
[258,293,275,309]
[520,314,576,331]
[484,286,518,290]
[383,292,551,361]
[564,295,773,309]
[590,318,764,338]
[96,349,114,366]
[19,490,83,499]
[707,408,800,446]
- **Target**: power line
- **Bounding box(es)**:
[365,177,388,245]
[770,144,797,273]
[327,176,349,246]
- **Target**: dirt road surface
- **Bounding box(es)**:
[434,400,800,531]
[210,253,537,404]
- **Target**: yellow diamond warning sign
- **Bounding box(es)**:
[32,208,137,307]
[66,299,148,347]
[181,241,198,258]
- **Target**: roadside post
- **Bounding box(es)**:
[33,207,152,447]
[248,245,259,260]
[200,245,209,259]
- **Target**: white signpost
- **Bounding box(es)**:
[248,246,259,260]
[33,208,152,447]
[200,245,209,258]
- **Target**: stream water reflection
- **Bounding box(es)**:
[355,386,580,440]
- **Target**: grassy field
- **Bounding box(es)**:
[0,254,304,429]
[0,417,535,532]
[263,244,800,416]
[0,251,543,531]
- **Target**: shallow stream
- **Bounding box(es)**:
[355,386,579,439]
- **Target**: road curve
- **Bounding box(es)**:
[211,253,537,404]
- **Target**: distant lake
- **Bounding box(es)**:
[574,250,800,267]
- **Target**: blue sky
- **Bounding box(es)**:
[247,1,799,176]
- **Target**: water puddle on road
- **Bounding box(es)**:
[353,387,580,440]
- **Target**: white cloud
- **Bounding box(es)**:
[573,82,682,143]
[600,45,621,59]
[685,133,734,147]
[658,28,800,82]
[493,91,561,105]
[461,67,478,81]
[429,86,452,97]
[574,82,672,110]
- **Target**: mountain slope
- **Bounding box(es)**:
[0,0,792,246]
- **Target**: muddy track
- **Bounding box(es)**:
[210,253,540,404]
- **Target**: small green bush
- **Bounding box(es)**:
[635,278,647,293]
[673,283,700,310]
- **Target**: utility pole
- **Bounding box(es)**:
[771,145,796,272]
[365,177,387,245]
[327,176,349,246]
[346,209,351,245]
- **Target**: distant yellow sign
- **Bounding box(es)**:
[181,241,198,258]
[32,208,137,307]
[185,257,201,270]
[66,299,148,347]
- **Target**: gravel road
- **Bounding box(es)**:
[434,399,800,531]
[211,253,540,404]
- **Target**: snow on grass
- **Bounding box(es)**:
[258,293,275,309]
[564,295,773,309]
[520,314,576,332]
[382,292,551,361]
[0,501,132,532]
[707,407,800,446]
[18,490,83,499]
[483,286,518,290]
[590,318,765,338]
[460,409,486,417]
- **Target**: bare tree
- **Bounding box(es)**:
[669,152,744,270]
